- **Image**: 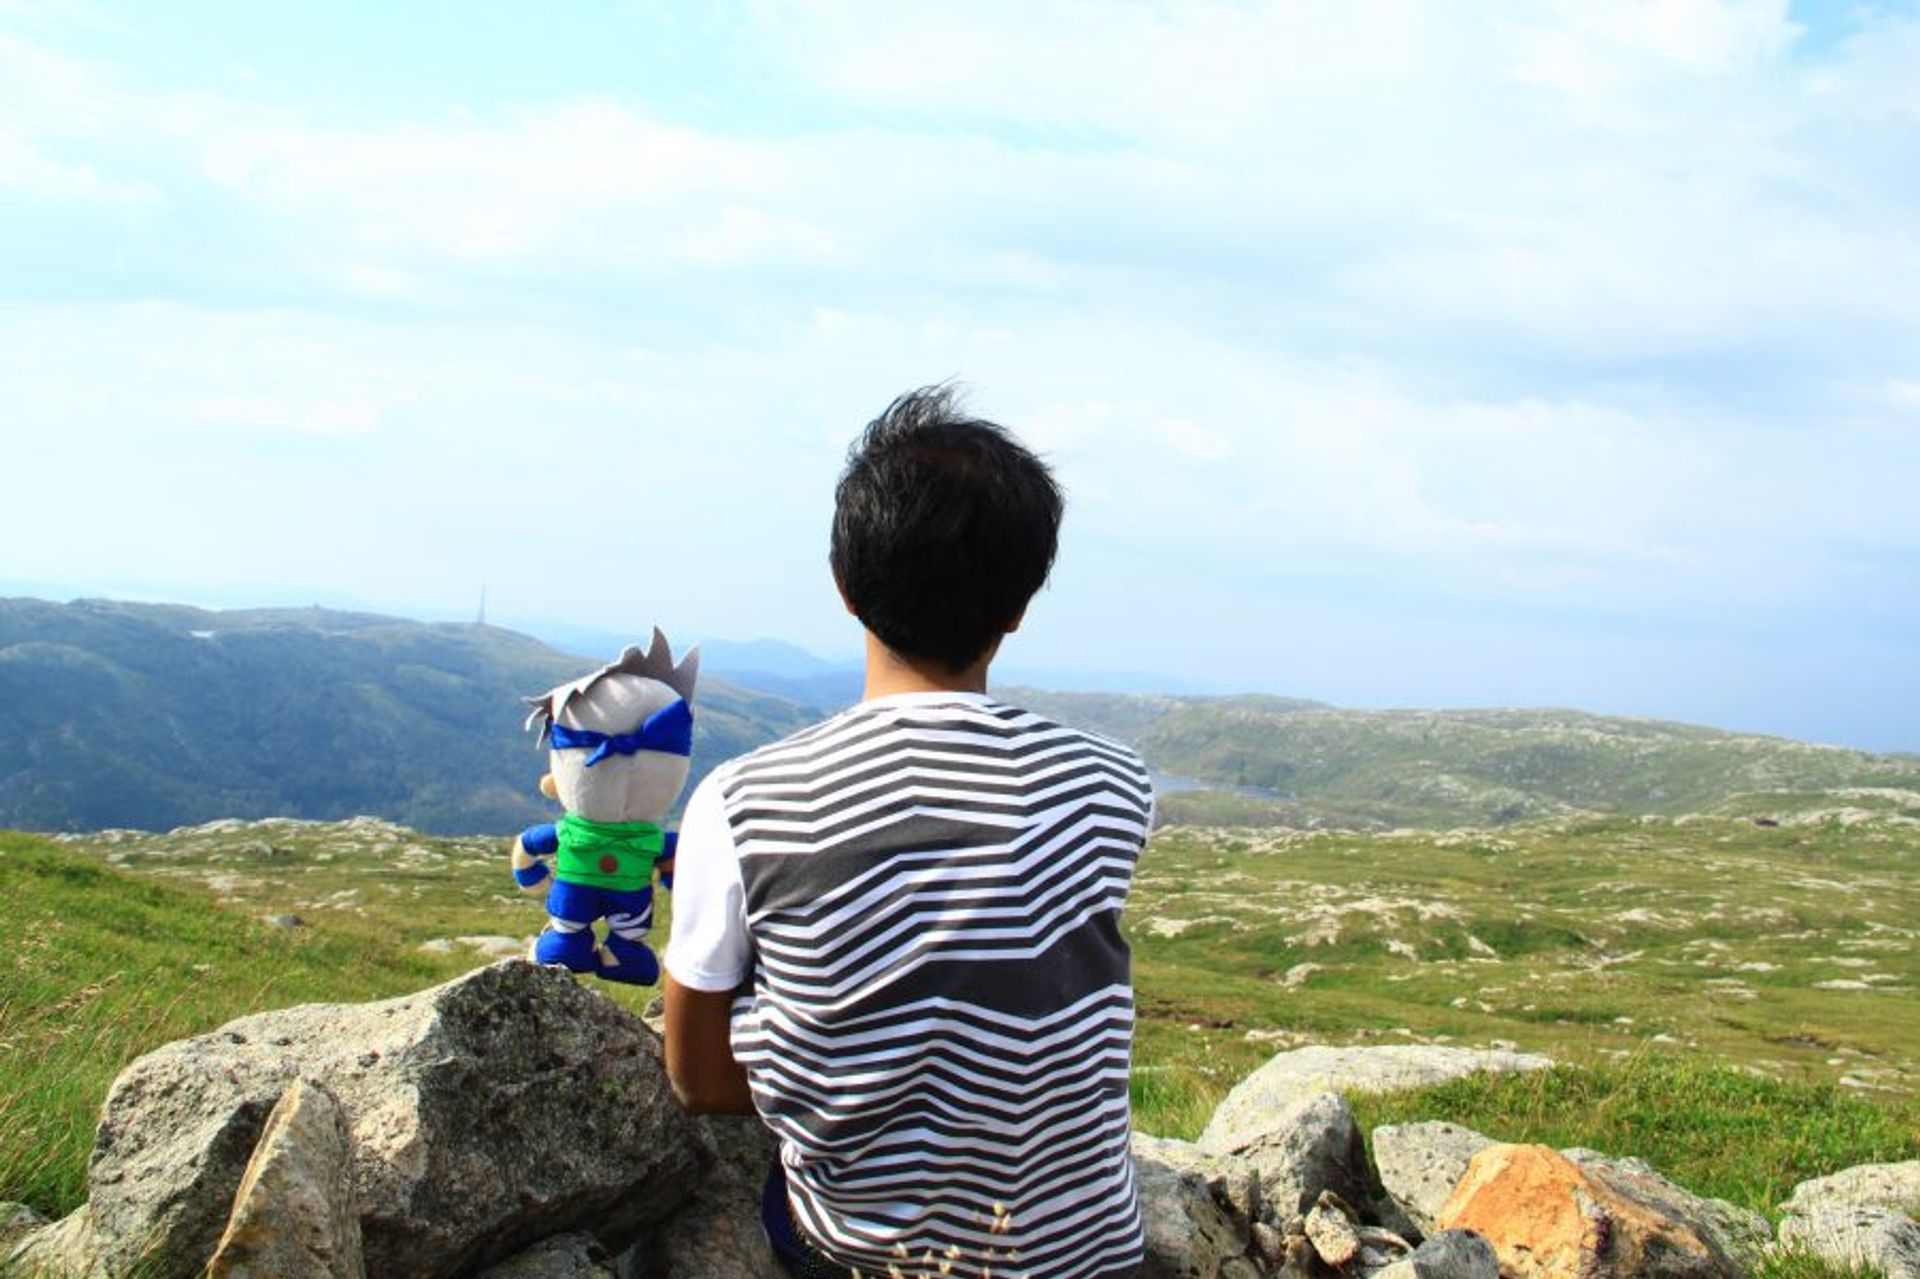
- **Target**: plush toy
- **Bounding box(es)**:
[511,629,698,985]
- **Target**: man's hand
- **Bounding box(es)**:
[662,974,755,1114]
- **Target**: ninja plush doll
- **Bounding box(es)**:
[512,630,697,985]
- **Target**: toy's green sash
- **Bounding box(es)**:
[555,814,663,891]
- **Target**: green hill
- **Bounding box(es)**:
[1008,690,1920,829]
[0,598,813,834]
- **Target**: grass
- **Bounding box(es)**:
[1350,1052,1920,1218]
[1124,812,1920,1132]
[0,832,492,1215]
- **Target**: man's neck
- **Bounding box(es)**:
[860,631,994,701]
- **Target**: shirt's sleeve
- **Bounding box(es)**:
[664,772,753,992]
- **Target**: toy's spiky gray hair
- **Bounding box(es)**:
[523,627,700,739]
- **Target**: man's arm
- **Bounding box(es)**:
[659,776,756,1115]
[663,974,755,1114]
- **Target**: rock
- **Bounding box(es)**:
[473,1232,616,1279]
[6,1205,94,1276]
[1778,1204,1920,1279]
[1357,1223,1414,1267]
[643,1116,783,1279]
[1200,1046,1551,1153]
[1372,1121,1497,1236]
[1437,1143,1740,1278]
[1783,1160,1920,1217]
[1,1202,47,1244]
[1201,1091,1376,1221]
[1562,1147,1770,1266]
[1135,1139,1249,1279]
[1249,1220,1286,1267]
[261,914,306,930]
[454,935,528,959]
[1372,1228,1500,1279]
[1134,1132,1262,1226]
[13,960,708,1279]
[1303,1191,1363,1267]
[206,1080,363,1278]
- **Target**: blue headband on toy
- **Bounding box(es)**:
[548,698,693,765]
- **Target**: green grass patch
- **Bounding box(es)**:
[1350,1054,1920,1218]
[0,833,479,1216]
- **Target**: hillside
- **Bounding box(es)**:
[0,598,813,834]
[7,595,1917,836]
[1009,689,1920,830]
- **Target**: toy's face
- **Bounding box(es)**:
[547,673,692,824]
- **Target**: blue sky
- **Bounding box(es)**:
[2,1,1917,751]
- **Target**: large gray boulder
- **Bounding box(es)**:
[1200,1046,1551,1152]
[9,960,709,1279]
[1372,1121,1497,1236]
[1199,1091,1376,1220]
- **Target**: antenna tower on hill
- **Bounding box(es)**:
[476,584,488,628]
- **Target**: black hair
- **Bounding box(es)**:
[830,386,1063,673]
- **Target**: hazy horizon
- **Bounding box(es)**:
[6,580,1913,756]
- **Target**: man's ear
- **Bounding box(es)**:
[1004,609,1026,635]
[539,773,559,800]
[834,574,858,618]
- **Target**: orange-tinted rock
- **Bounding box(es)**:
[1436,1144,1740,1278]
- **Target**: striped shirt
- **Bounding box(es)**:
[665,690,1154,1278]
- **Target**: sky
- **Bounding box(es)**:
[2,0,1917,751]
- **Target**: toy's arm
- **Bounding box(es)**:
[512,823,559,894]
[657,829,677,891]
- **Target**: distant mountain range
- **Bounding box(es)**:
[0,598,811,834]
[3,596,1915,835]
[1006,689,1920,829]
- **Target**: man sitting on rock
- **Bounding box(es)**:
[662,386,1157,1279]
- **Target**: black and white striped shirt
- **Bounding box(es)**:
[666,691,1154,1278]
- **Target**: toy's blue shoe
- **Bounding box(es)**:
[533,925,596,972]
[599,934,661,986]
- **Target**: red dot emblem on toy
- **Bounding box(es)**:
[598,854,620,875]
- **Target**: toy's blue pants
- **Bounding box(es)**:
[533,879,657,984]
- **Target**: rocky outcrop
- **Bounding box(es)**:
[8,960,709,1279]
[1775,1160,1920,1279]
[1200,1046,1551,1152]
[1134,1141,1254,1279]
[1199,1091,1376,1220]
[205,1080,363,1278]
[1373,1228,1499,1279]
[1561,1147,1770,1267]
[645,1117,783,1279]
[11,981,1914,1279]
[1372,1120,1497,1236]
[1436,1143,1741,1278]
[1782,1160,1920,1217]
[1778,1204,1920,1279]
[472,1233,618,1279]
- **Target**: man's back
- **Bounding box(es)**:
[669,690,1153,1277]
